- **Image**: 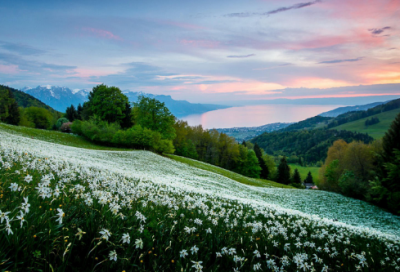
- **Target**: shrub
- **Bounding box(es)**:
[60,122,73,133]
[338,170,369,199]
[71,120,84,135]
[56,117,70,129]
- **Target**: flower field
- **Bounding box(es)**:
[1,129,400,271]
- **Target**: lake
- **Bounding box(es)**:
[180,104,343,129]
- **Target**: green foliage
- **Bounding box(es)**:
[334,108,400,139]
[365,117,380,126]
[338,170,369,199]
[304,171,314,184]
[252,129,373,164]
[323,159,340,191]
[1,84,59,115]
[279,116,332,132]
[65,104,79,122]
[85,84,129,124]
[120,102,133,129]
[277,157,290,185]
[262,153,276,179]
[382,112,400,162]
[328,98,400,129]
[133,95,176,140]
[292,169,301,184]
[22,107,54,129]
[254,143,269,179]
[56,117,70,129]
[0,87,20,125]
[80,117,120,144]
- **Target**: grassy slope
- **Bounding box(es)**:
[333,107,400,139]
[0,123,132,151]
[289,163,320,185]
[167,154,293,188]
[0,123,290,189]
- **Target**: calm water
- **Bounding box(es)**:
[180,104,343,129]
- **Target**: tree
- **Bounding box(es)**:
[133,95,176,140]
[292,169,301,185]
[276,156,290,184]
[304,171,314,184]
[382,112,400,162]
[65,105,78,122]
[120,102,133,129]
[0,88,20,125]
[23,107,53,129]
[86,84,129,124]
[56,117,70,129]
[254,143,270,179]
[77,103,83,120]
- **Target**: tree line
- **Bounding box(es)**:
[319,112,400,214]
[327,98,400,129]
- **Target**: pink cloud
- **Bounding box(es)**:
[82,27,123,41]
[0,64,20,74]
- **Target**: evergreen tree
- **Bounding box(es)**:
[242,140,246,146]
[304,171,314,184]
[120,102,133,129]
[292,169,301,184]
[65,105,78,122]
[277,156,291,184]
[382,112,400,162]
[254,143,270,179]
[0,88,20,125]
[77,103,83,120]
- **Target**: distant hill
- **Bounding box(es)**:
[277,116,332,132]
[251,129,373,164]
[19,85,229,117]
[334,108,400,139]
[123,91,229,118]
[1,85,59,114]
[319,102,386,117]
[215,122,292,142]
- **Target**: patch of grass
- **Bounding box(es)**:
[333,108,400,139]
[0,123,132,151]
[288,163,320,184]
[167,154,294,189]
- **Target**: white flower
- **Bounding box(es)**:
[24,174,33,183]
[253,250,261,258]
[75,228,86,240]
[16,211,26,228]
[9,183,19,192]
[135,238,143,249]
[56,208,64,224]
[190,245,199,255]
[216,252,222,257]
[194,218,202,225]
[100,229,111,241]
[180,249,188,258]
[121,233,130,244]
[191,260,203,271]
[253,263,262,271]
[109,250,117,261]
[21,196,30,214]
[206,228,212,234]
[0,210,10,223]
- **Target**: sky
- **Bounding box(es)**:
[1,0,400,104]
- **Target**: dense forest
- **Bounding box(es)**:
[251,129,373,164]
[278,116,332,132]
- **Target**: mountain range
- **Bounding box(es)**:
[20,86,229,117]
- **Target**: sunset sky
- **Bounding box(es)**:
[1,0,399,103]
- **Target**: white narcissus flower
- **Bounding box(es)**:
[180,249,188,258]
[24,174,33,183]
[135,238,143,249]
[121,233,130,244]
[109,250,117,262]
[9,183,19,192]
[56,208,64,224]
[100,229,111,241]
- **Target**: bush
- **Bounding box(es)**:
[71,120,83,135]
[338,170,369,199]
[22,107,53,129]
[60,122,73,133]
[56,118,70,129]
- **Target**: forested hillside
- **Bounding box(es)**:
[251,129,373,164]
[278,116,332,132]
[0,85,59,114]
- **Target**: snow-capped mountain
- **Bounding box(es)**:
[21,86,89,112]
[21,86,229,116]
